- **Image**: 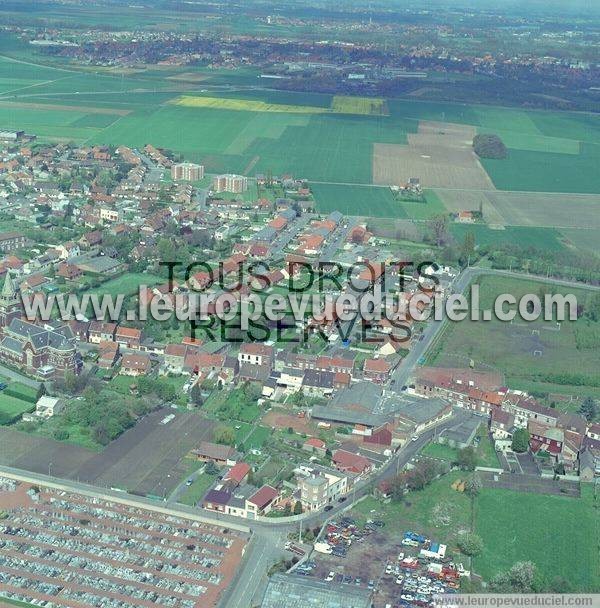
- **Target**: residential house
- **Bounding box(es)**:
[115,326,142,349]
[363,358,392,384]
[192,441,237,466]
[302,437,327,457]
[302,369,335,397]
[120,353,151,376]
[332,449,372,476]
[238,343,273,367]
[89,321,117,344]
[245,485,279,517]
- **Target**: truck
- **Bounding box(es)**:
[313,542,333,555]
[284,542,305,556]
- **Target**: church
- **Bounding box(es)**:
[0,273,80,379]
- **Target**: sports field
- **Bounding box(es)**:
[427,275,600,398]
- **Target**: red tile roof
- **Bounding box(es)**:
[248,485,278,510]
[225,462,251,484]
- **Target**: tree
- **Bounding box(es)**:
[579,397,598,422]
[205,461,220,475]
[189,383,204,407]
[473,133,508,159]
[405,459,439,491]
[457,532,483,556]
[293,500,303,515]
[464,474,482,498]
[490,562,538,593]
[214,425,235,446]
[428,213,450,246]
[456,446,477,471]
[390,475,406,502]
[511,428,530,453]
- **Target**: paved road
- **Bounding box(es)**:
[0,364,41,389]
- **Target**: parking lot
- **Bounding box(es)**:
[296,517,464,607]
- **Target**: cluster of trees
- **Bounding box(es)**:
[61,386,152,446]
[511,428,530,453]
[390,459,443,500]
[490,561,576,593]
[473,133,508,159]
[579,397,598,422]
[214,425,236,446]
[135,377,178,402]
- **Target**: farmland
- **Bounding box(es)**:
[427,275,600,399]
[474,485,599,591]
[0,33,598,193]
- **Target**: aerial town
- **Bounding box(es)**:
[0,1,598,607]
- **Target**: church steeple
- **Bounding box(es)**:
[0,272,21,328]
[1,272,15,299]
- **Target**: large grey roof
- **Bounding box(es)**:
[261,574,371,608]
[311,404,389,428]
[6,319,75,352]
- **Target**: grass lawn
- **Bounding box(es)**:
[203,387,262,423]
[312,183,407,218]
[86,272,163,297]
[353,471,473,546]
[474,485,599,591]
[421,442,459,461]
[0,392,35,425]
[244,425,272,450]
[450,225,567,253]
[428,275,600,400]
[179,472,216,506]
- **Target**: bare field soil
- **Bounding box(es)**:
[373,120,495,190]
[0,427,95,478]
[166,72,210,82]
[437,189,600,230]
[0,409,214,498]
[485,191,600,229]
[436,189,507,226]
[75,409,215,497]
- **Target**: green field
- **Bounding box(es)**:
[0,380,37,425]
[450,225,567,252]
[474,485,599,591]
[0,32,599,193]
[355,472,598,590]
[86,272,163,298]
[0,393,35,425]
[428,275,600,399]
